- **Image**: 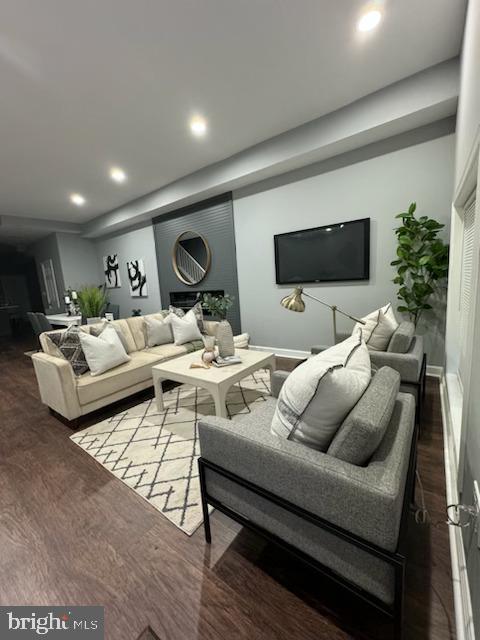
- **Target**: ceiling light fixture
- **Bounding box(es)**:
[70,193,86,206]
[110,167,127,183]
[357,9,382,32]
[189,115,207,137]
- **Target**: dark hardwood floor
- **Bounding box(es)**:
[0,339,455,640]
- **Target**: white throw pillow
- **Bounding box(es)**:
[271,330,371,451]
[144,315,173,347]
[353,303,399,352]
[165,309,202,345]
[79,324,130,376]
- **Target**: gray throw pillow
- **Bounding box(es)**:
[387,321,415,354]
[327,366,400,465]
[144,315,174,347]
[47,325,89,376]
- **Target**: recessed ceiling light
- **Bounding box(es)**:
[70,193,86,206]
[110,167,127,183]
[190,115,207,137]
[357,9,382,32]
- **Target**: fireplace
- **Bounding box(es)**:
[169,290,224,317]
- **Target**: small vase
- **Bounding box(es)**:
[202,335,216,365]
[217,319,235,357]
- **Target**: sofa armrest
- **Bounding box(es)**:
[271,370,290,398]
[199,392,414,551]
[369,335,424,383]
[31,352,82,420]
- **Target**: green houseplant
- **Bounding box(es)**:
[391,202,449,326]
[77,285,108,323]
[201,293,235,357]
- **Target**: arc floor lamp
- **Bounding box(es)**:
[280,286,365,344]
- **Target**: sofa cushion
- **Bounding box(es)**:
[144,315,174,347]
[271,330,371,451]
[89,320,134,353]
[354,303,399,352]
[166,310,203,345]
[76,351,160,405]
[327,366,400,465]
[147,343,189,359]
[126,316,147,351]
[387,321,415,354]
[79,325,131,376]
[46,325,90,376]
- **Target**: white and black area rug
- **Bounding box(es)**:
[70,370,270,535]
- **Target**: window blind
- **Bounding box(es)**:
[459,192,476,378]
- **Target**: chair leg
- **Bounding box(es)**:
[198,458,212,544]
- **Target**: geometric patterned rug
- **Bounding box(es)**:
[70,370,271,535]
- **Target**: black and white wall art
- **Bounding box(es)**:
[103,254,121,288]
[127,259,148,297]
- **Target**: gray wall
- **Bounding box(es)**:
[28,233,65,314]
[56,233,100,290]
[234,131,455,364]
[93,223,162,318]
[153,194,241,333]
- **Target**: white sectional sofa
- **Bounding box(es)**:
[32,313,249,422]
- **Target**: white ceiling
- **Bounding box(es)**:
[0,0,466,225]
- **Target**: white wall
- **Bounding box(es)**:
[234,133,455,365]
[445,0,480,632]
[93,223,162,318]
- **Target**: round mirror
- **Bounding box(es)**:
[172,231,211,285]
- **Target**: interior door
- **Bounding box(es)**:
[40,259,60,312]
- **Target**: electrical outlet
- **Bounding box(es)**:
[474,481,480,549]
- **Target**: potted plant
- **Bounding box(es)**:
[391,202,449,326]
[201,293,235,357]
[77,285,108,324]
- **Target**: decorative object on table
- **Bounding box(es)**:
[172,230,211,285]
[212,354,242,367]
[280,286,365,344]
[70,370,270,535]
[201,292,235,357]
[391,202,449,326]
[127,259,148,297]
[132,308,142,316]
[104,312,114,322]
[77,285,108,325]
[201,335,216,365]
[64,288,79,316]
[103,254,121,288]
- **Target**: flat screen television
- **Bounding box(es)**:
[274,218,370,284]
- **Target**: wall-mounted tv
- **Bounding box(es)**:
[274,218,370,285]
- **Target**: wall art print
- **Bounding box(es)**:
[103,254,121,288]
[127,259,148,297]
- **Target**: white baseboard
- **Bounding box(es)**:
[426,364,444,378]
[439,373,475,640]
[250,344,310,359]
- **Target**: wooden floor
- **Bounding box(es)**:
[0,339,456,640]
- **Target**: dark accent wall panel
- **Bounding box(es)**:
[153,193,241,334]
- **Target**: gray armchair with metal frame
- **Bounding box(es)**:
[198,366,417,639]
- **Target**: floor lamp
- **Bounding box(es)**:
[280,286,365,344]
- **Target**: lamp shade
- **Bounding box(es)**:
[280,287,305,312]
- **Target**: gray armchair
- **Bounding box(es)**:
[311,321,426,422]
[198,366,417,639]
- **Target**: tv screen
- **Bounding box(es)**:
[274,218,370,284]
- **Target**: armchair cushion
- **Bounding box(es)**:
[327,366,400,465]
[369,335,424,383]
[353,303,398,352]
[387,321,415,354]
[271,331,371,451]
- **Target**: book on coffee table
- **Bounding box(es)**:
[212,355,243,367]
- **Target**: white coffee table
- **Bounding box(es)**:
[152,349,275,419]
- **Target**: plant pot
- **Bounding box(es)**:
[86,317,102,325]
[217,319,235,358]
